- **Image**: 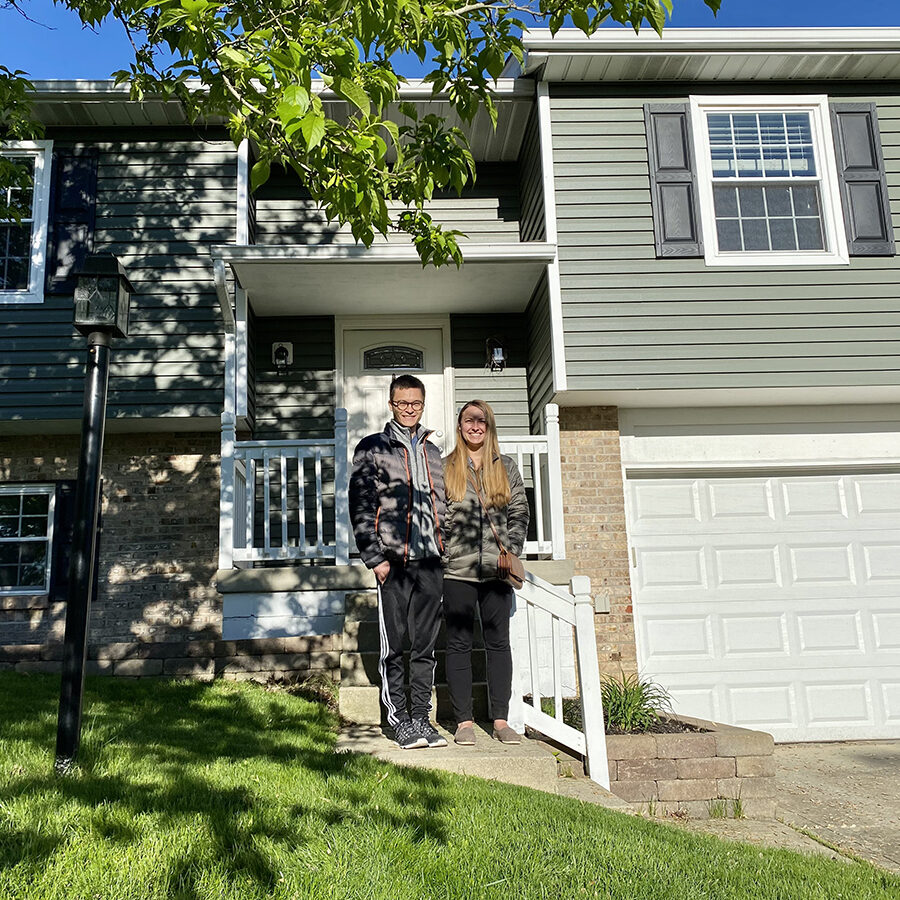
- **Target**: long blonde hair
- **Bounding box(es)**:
[444,400,511,507]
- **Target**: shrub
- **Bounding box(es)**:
[600,673,673,733]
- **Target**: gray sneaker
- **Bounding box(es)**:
[394,720,427,750]
[413,718,448,748]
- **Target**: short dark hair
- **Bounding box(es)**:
[389,374,426,399]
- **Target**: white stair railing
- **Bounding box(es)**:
[508,573,609,788]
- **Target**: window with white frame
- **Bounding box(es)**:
[690,96,848,266]
[0,141,53,303]
[0,485,56,593]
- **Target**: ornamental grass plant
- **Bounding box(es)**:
[1,672,897,900]
[600,672,674,733]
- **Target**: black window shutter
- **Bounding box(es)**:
[49,480,77,604]
[830,103,895,256]
[44,147,100,294]
[644,103,703,258]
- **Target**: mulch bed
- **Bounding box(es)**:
[604,717,710,736]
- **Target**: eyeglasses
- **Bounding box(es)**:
[390,400,424,411]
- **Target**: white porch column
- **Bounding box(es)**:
[545,403,566,560]
[219,409,237,570]
[334,408,350,565]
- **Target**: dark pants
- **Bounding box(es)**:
[443,578,514,724]
[377,558,443,726]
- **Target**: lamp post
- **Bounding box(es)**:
[55,254,132,774]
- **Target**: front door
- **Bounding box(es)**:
[341,324,451,457]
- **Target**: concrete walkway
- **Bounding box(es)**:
[773,741,900,874]
[338,725,900,873]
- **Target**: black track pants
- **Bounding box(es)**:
[443,578,514,724]
[376,558,443,726]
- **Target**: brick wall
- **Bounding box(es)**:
[558,406,636,675]
[0,433,222,648]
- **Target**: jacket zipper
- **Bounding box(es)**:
[402,446,412,564]
[423,449,444,553]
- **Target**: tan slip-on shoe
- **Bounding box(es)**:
[492,725,521,744]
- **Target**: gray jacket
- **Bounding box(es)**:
[349,421,446,568]
[442,454,529,583]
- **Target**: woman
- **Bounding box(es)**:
[442,400,529,745]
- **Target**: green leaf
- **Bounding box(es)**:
[571,9,590,33]
[300,110,326,150]
[332,77,370,114]
[250,159,270,193]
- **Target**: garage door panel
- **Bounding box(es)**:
[853,474,900,514]
[873,612,900,650]
[662,670,895,740]
[862,543,900,583]
[638,602,900,667]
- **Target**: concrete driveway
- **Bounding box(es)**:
[774,741,900,873]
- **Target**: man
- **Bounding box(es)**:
[349,374,448,749]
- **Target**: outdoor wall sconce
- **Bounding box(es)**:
[57,253,133,774]
[273,341,293,370]
[486,337,507,372]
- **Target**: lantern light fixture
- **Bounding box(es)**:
[485,337,507,372]
[73,254,134,338]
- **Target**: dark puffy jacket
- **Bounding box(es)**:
[442,455,529,583]
[349,422,446,568]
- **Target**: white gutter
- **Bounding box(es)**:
[523,27,900,53]
[29,77,533,101]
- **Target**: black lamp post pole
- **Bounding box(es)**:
[55,330,112,773]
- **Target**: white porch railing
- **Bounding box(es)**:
[219,409,350,567]
[219,404,565,567]
[508,573,609,788]
[499,403,566,560]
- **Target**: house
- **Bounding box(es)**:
[2,28,899,746]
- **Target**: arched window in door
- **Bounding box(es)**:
[363,345,424,372]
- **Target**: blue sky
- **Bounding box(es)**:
[1,0,898,81]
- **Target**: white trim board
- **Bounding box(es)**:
[619,404,900,471]
[536,81,567,393]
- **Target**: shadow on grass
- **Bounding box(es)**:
[0,673,452,896]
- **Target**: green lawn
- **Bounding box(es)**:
[0,673,896,900]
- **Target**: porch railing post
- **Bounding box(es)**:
[545,403,566,560]
[334,408,350,565]
[572,575,609,789]
[219,411,237,570]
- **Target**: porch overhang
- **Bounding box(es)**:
[209,242,556,316]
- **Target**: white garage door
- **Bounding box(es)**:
[627,471,900,742]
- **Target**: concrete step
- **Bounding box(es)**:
[336,723,560,791]
[339,681,493,725]
[340,649,488,685]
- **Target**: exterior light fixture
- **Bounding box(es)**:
[56,254,133,774]
[486,337,507,372]
[73,254,134,338]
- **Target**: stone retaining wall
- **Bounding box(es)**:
[606,715,776,819]
[0,636,339,682]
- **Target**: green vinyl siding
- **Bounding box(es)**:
[255,163,522,245]
[518,107,546,242]
[526,271,553,433]
[251,315,335,440]
[449,314,530,435]
[549,84,900,392]
[0,128,236,424]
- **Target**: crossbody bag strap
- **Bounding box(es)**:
[469,472,506,552]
